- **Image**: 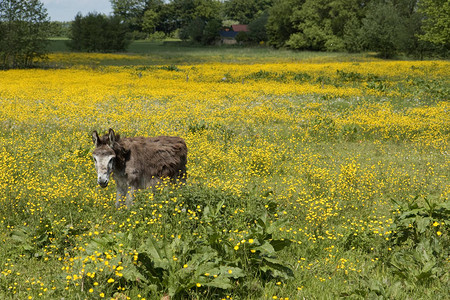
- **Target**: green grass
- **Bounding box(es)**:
[46,39,374,65]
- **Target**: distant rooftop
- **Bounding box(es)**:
[231,24,249,32]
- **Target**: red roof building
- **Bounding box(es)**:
[231,24,249,32]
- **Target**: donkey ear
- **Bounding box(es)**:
[108,128,116,146]
[92,131,100,147]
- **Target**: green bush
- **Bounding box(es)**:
[67,12,131,52]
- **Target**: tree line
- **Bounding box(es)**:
[105,0,448,58]
[1,0,449,68]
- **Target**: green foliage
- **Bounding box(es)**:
[48,21,71,38]
[343,197,449,298]
[185,17,205,43]
[342,16,364,53]
[0,0,50,69]
[287,0,332,50]
[235,31,249,44]
[202,19,222,45]
[110,0,150,32]
[387,197,449,287]
[142,9,159,34]
[223,0,273,24]
[248,11,269,43]
[389,196,449,247]
[53,184,294,298]
[67,12,131,52]
[266,0,298,48]
[147,31,166,41]
[418,0,450,46]
[360,1,405,58]
[264,0,448,57]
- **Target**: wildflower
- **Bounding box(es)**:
[107,278,115,283]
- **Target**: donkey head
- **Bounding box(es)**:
[92,128,118,188]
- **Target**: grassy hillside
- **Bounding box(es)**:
[0,51,449,299]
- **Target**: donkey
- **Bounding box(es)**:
[92,128,187,208]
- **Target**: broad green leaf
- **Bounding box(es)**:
[204,276,232,289]
[121,263,147,283]
[255,241,275,254]
[194,263,219,277]
[270,239,292,251]
[219,266,245,279]
[140,237,169,270]
[421,260,436,275]
[140,237,162,260]
[416,217,430,233]
[256,213,267,228]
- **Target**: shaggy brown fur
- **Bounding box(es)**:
[92,128,187,208]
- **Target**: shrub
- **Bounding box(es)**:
[67,12,131,52]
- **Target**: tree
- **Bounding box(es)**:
[343,15,364,53]
[360,1,405,58]
[268,0,367,51]
[110,0,146,31]
[186,17,205,42]
[175,0,222,43]
[418,0,450,47]
[224,0,272,24]
[0,0,50,69]
[68,12,131,52]
[142,9,159,34]
[287,0,335,50]
[202,18,222,44]
[48,21,71,38]
[111,0,167,37]
[267,0,301,47]
[248,11,269,43]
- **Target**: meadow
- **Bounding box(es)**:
[0,50,449,299]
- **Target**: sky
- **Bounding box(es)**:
[42,0,113,22]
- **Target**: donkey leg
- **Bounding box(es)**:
[115,183,128,208]
[116,190,126,208]
[125,187,136,208]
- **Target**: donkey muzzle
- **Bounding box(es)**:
[98,178,109,188]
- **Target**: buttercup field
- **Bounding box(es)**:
[0,52,449,299]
